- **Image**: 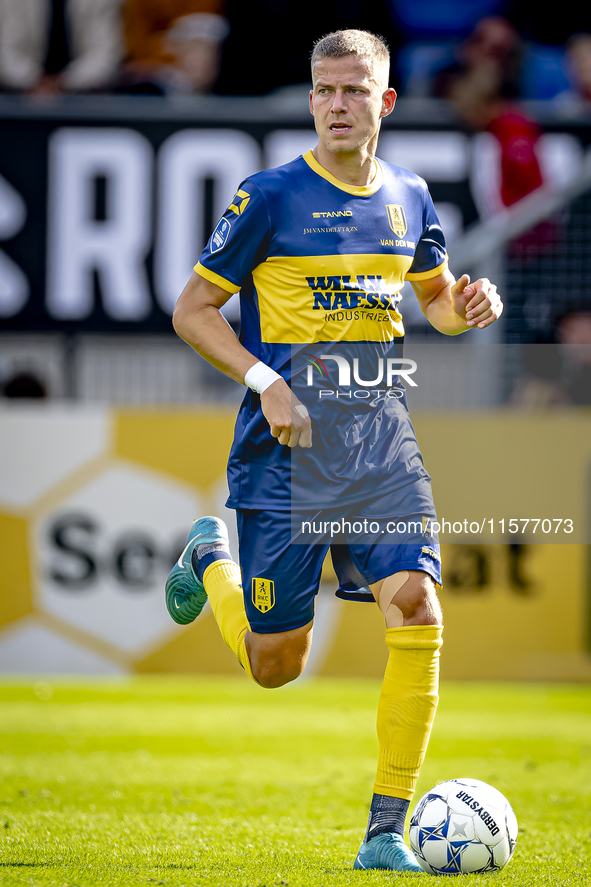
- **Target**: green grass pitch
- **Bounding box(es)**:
[0,678,590,886]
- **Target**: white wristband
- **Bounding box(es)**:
[244,361,282,394]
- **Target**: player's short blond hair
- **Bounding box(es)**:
[311,29,390,89]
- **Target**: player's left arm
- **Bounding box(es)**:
[411,269,503,335]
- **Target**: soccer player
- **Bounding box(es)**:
[166,29,503,873]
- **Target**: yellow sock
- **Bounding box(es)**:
[374,624,443,801]
[202,560,255,682]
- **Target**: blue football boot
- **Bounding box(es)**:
[165,516,229,625]
[354,833,424,873]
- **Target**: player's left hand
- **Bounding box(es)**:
[451,274,503,329]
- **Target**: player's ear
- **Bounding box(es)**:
[309,89,314,115]
[381,87,397,118]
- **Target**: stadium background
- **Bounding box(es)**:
[1,0,590,683]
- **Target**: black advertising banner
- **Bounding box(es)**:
[0,96,589,333]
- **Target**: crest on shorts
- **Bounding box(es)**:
[252,577,275,613]
[386,204,407,238]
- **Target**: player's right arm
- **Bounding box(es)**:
[173,271,258,385]
[173,272,312,448]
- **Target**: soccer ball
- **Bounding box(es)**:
[409,778,518,875]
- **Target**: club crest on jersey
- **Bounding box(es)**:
[211,217,231,253]
[386,204,407,238]
[252,577,275,613]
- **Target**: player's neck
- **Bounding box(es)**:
[312,143,377,187]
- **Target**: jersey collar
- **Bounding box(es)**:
[303,149,383,196]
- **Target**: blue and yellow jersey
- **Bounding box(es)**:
[195,150,447,511]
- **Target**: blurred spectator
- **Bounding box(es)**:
[0,0,124,94]
[2,371,48,398]
[509,344,568,408]
[386,0,507,42]
[394,4,511,97]
[553,33,591,112]
[434,17,543,210]
[432,17,523,103]
[510,311,591,408]
[489,108,544,210]
[119,0,229,95]
[556,309,591,405]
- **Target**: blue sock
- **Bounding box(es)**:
[191,544,232,584]
[364,793,410,841]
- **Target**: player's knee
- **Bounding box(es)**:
[249,634,310,688]
[248,623,313,688]
[375,570,442,626]
[400,574,442,625]
[253,651,305,688]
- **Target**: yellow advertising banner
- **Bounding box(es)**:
[0,407,589,680]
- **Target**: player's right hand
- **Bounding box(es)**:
[261,379,312,448]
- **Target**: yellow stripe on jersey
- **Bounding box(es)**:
[303,150,383,196]
[194,262,241,294]
[252,254,411,344]
[195,253,449,343]
[405,257,449,281]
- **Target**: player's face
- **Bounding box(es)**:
[309,55,395,156]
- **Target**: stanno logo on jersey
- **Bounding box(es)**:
[386,204,407,238]
[228,189,250,215]
[252,577,275,613]
[312,210,353,219]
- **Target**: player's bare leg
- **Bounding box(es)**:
[246,621,313,688]
[165,515,314,688]
[373,570,443,628]
[354,570,443,873]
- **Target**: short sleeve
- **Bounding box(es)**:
[405,189,448,281]
[195,180,270,293]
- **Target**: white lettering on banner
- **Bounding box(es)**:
[0,126,579,324]
[378,132,469,181]
[264,130,317,169]
[0,173,29,318]
[153,129,261,315]
[46,129,153,320]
